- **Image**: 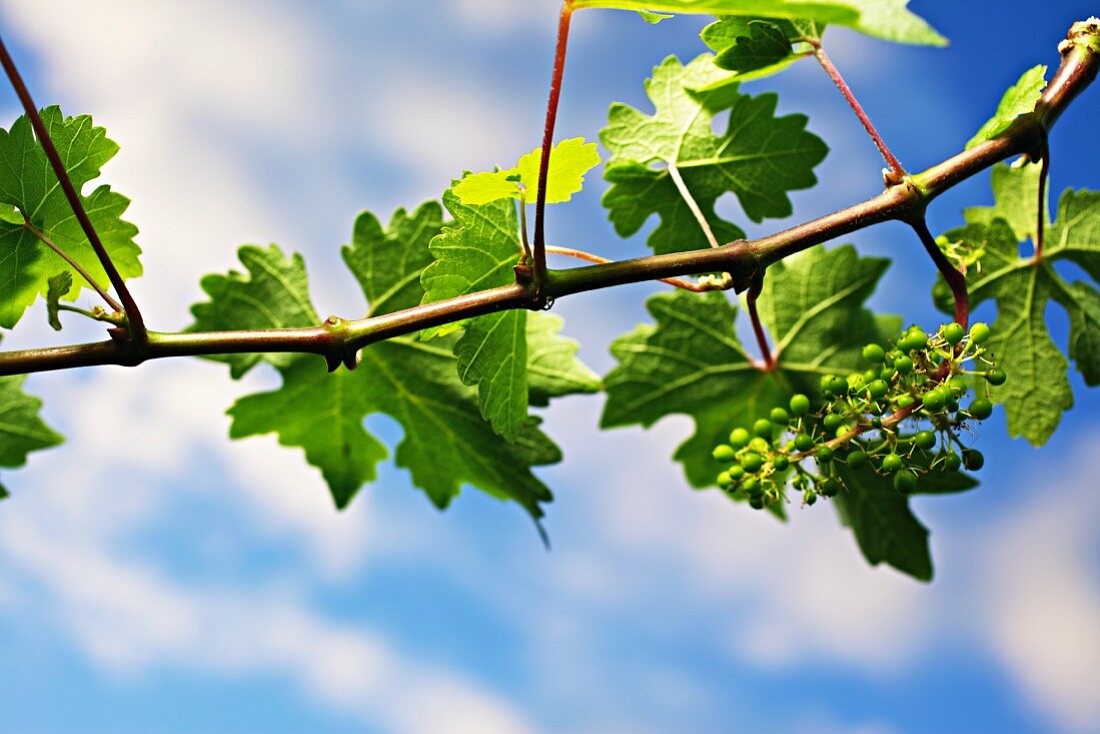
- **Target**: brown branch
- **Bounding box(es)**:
[0,20,1097,378]
[0,33,146,340]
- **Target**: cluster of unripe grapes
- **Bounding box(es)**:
[713,322,1005,511]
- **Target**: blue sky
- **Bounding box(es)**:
[1,1,1099,733]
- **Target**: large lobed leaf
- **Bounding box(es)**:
[0,107,142,329]
[602,246,972,579]
[570,0,946,47]
[191,202,595,524]
[600,54,827,254]
[938,163,1100,445]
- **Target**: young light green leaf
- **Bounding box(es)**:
[570,0,946,46]
[966,65,1047,149]
[0,373,64,470]
[637,9,674,23]
[601,54,826,254]
[0,107,143,329]
[193,212,562,522]
[46,271,74,331]
[451,138,601,206]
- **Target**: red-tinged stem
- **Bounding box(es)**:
[746,276,775,371]
[546,245,717,292]
[532,2,574,303]
[812,43,905,178]
[912,218,969,329]
[1035,142,1050,260]
[0,33,146,341]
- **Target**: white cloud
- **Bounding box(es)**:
[974,437,1100,733]
[1,518,537,734]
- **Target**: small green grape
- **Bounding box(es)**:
[717,471,734,489]
[963,449,985,471]
[730,427,751,448]
[986,367,1007,386]
[741,476,760,493]
[896,394,915,409]
[894,470,918,493]
[749,496,765,510]
[773,455,790,471]
[817,446,834,463]
[753,418,773,439]
[790,394,811,416]
[942,322,965,345]
[820,478,840,497]
[879,366,895,380]
[921,389,946,411]
[881,452,903,473]
[847,449,868,469]
[728,465,745,481]
[867,379,889,400]
[846,373,865,391]
[914,430,936,450]
[862,343,886,363]
[741,452,764,473]
[823,413,843,431]
[942,452,962,471]
[713,444,737,462]
[794,433,815,452]
[970,322,991,344]
[770,407,790,425]
[749,437,770,453]
[803,490,818,506]
[894,355,914,374]
[968,398,993,420]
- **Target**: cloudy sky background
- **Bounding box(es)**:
[1,1,1099,732]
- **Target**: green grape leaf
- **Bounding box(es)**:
[570,0,946,46]
[0,373,64,470]
[966,65,1047,149]
[46,271,74,331]
[526,312,603,406]
[833,464,930,580]
[963,162,1044,243]
[637,9,674,23]
[600,245,968,579]
[422,188,528,439]
[601,54,826,254]
[197,207,562,522]
[706,18,809,79]
[603,245,893,487]
[452,138,600,206]
[938,166,1100,445]
[0,107,142,329]
[190,244,320,379]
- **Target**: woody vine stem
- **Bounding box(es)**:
[0,19,1097,379]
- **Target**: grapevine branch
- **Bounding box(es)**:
[0,32,146,341]
[0,23,1097,378]
[910,217,969,329]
